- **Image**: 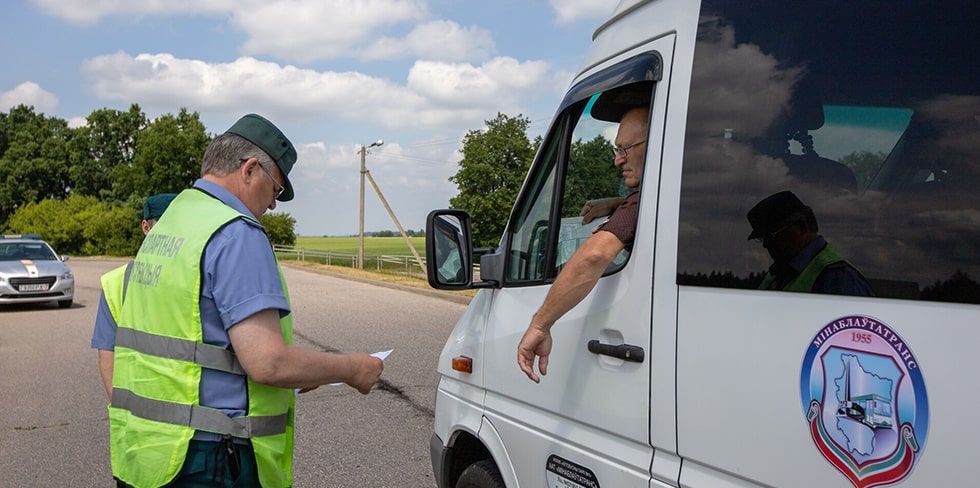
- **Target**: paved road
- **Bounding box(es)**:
[0,259,466,487]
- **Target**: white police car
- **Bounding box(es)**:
[0,234,74,308]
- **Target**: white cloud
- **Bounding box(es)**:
[29,0,235,25]
[0,82,59,113]
[361,20,495,62]
[32,0,441,63]
[67,116,88,128]
[548,0,618,24]
[81,51,553,130]
[407,57,549,107]
[233,0,426,62]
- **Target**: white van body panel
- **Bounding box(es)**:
[675,289,976,487]
[436,288,493,386]
[580,0,686,76]
[434,377,485,449]
[478,417,519,488]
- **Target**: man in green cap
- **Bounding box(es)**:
[92,192,177,398]
[105,114,383,487]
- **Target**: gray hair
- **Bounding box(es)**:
[201,133,276,177]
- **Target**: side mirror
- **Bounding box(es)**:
[426,210,473,290]
[61,255,70,262]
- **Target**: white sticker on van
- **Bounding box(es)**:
[545,454,599,488]
[800,315,928,488]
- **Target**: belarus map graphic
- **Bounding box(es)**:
[833,354,894,456]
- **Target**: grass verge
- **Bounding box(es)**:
[282,259,477,298]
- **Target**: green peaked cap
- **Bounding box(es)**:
[225,113,297,201]
[142,193,177,220]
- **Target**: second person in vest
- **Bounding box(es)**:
[748,190,873,296]
[92,192,177,399]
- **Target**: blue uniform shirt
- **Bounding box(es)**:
[90,179,290,441]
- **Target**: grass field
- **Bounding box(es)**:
[294,236,426,256]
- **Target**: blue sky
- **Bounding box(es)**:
[0,0,619,235]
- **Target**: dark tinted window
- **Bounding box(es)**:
[0,242,57,261]
[677,1,980,304]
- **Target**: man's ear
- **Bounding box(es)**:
[240,157,257,183]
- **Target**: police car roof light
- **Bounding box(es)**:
[1,233,42,240]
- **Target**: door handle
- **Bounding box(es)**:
[587,340,645,363]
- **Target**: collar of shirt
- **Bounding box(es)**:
[769,236,828,282]
[193,178,257,220]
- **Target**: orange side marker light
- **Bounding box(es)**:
[452,356,473,374]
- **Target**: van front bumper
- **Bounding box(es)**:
[430,433,451,488]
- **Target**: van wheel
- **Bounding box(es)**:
[57,299,73,308]
[456,459,504,488]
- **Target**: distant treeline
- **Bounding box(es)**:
[0,104,295,254]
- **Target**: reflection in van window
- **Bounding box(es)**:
[676,1,980,304]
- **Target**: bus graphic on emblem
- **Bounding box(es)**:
[801,316,928,488]
[837,355,894,431]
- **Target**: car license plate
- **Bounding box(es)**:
[19,283,49,292]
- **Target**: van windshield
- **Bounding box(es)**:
[677,0,980,304]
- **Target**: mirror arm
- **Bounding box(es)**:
[473,247,495,257]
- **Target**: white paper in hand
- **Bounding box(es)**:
[326,349,393,386]
[371,349,393,361]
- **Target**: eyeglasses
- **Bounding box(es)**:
[242,158,285,199]
[613,139,646,158]
[753,222,795,243]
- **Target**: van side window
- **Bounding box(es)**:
[507,81,654,284]
[676,1,980,304]
[508,141,559,283]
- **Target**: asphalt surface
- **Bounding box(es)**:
[0,258,466,487]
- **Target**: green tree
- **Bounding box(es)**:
[0,105,74,227]
[449,113,535,248]
[841,150,887,189]
[260,212,297,246]
[113,108,209,200]
[561,136,621,217]
[69,104,147,199]
[5,195,141,255]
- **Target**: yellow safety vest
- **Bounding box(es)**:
[109,188,294,487]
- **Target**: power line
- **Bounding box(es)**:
[380,153,460,167]
[394,115,555,150]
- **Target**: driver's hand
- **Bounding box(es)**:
[580,197,626,224]
[517,326,553,383]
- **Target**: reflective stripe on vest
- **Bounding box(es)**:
[111,388,287,438]
[115,328,245,376]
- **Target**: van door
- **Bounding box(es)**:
[671,1,979,487]
[479,36,675,488]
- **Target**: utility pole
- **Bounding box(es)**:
[364,170,425,271]
[358,139,384,269]
[358,145,366,269]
